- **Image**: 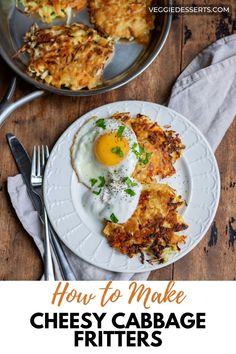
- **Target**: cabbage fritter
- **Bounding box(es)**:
[18,0,86,23]
[103,183,188,264]
[19,23,114,90]
[88,0,155,44]
[112,112,185,184]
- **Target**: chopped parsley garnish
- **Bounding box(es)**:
[93,189,101,196]
[90,176,105,194]
[131,143,152,165]
[90,178,98,187]
[111,147,124,158]
[123,177,138,187]
[139,145,145,154]
[125,188,136,197]
[140,152,153,165]
[117,126,125,138]
[131,143,140,159]
[96,118,106,130]
[98,176,106,188]
[110,213,119,223]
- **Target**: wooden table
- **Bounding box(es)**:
[0,0,235,280]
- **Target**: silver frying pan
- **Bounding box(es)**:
[0,0,172,124]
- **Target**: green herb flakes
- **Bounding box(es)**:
[90,178,98,187]
[98,176,106,188]
[131,143,152,165]
[117,126,125,138]
[96,118,106,130]
[110,213,119,223]
[111,147,124,158]
[124,188,136,197]
[92,189,101,196]
[123,177,138,187]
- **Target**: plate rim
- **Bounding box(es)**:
[44,100,221,273]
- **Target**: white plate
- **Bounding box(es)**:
[44,101,220,273]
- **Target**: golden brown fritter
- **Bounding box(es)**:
[19,23,114,90]
[103,183,188,264]
[112,112,185,183]
[88,0,155,44]
[18,0,86,23]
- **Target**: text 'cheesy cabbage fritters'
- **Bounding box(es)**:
[88,0,155,44]
[19,23,114,90]
[18,0,86,23]
[103,183,188,264]
[112,112,185,184]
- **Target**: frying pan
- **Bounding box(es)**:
[0,0,172,125]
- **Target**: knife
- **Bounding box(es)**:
[6,133,77,281]
[7,133,43,216]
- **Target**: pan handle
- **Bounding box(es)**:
[0,77,45,128]
[0,77,16,105]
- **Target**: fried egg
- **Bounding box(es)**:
[71,117,143,223]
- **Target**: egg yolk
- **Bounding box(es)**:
[94,132,129,166]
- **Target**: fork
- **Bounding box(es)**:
[31,145,55,280]
[31,145,77,281]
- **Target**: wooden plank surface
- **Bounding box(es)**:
[0,0,235,280]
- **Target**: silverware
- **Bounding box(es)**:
[7,133,42,213]
[6,134,77,280]
[31,145,55,281]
